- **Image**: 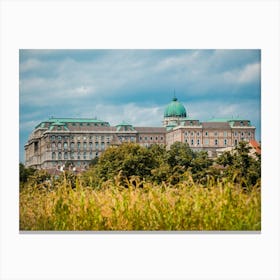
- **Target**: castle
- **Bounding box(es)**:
[24,97,256,170]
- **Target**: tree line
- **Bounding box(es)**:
[20,141,261,190]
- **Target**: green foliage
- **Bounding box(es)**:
[20,141,261,231]
[216,141,261,188]
[19,163,36,184]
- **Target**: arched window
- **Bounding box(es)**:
[58,142,62,150]
[63,142,68,150]
[58,152,62,160]
[52,152,56,160]
[70,142,75,150]
[64,152,68,160]
[52,142,56,150]
[215,139,218,146]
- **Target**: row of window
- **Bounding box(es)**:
[52,151,99,160]
[185,139,232,146]
[51,141,107,150]
[139,136,164,141]
[184,131,252,137]
[70,122,107,127]
[50,135,112,141]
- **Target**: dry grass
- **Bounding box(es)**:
[20,175,261,231]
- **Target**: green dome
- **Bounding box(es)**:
[164,97,186,118]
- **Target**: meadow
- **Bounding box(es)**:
[20,174,261,231]
[20,142,261,231]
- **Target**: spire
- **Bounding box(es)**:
[172,89,177,101]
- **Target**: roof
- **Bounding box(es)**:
[48,117,109,123]
[249,140,261,155]
[202,122,231,129]
[135,127,166,133]
[206,118,250,122]
[164,97,187,118]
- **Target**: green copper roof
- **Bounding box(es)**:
[164,97,187,118]
[48,117,109,123]
[116,121,135,131]
[35,117,110,129]
[206,117,249,122]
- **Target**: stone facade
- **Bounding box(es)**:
[24,98,256,169]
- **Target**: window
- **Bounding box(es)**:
[241,132,244,136]
[191,132,194,136]
[64,152,68,160]
[204,139,209,145]
[58,142,62,150]
[197,139,200,146]
[83,152,87,159]
[224,131,227,137]
[87,123,90,126]
[101,142,105,150]
[63,142,68,150]
[70,152,75,159]
[77,152,81,160]
[191,139,194,146]
[70,142,75,150]
[80,123,83,126]
[150,137,153,140]
[197,132,200,136]
[248,132,251,136]
[224,139,227,145]
[77,142,81,150]
[72,123,76,126]
[205,131,208,136]
[214,132,218,136]
[52,142,56,150]
[234,139,238,146]
[52,152,56,160]
[89,142,93,149]
[95,142,99,150]
[145,137,148,141]
[160,136,164,141]
[215,139,218,145]
[90,152,93,159]
[58,152,62,160]
[234,131,238,137]
[185,132,188,136]
[58,136,62,140]
[83,142,87,149]
[139,136,142,141]
[51,135,56,140]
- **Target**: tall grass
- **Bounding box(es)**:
[20,175,261,231]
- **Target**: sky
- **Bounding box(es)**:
[19,49,261,163]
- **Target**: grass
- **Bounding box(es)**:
[19,175,261,231]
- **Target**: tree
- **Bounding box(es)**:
[19,163,36,184]
[215,141,261,188]
[167,142,194,168]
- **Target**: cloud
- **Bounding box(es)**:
[19,49,261,162]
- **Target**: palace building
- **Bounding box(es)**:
[24,97,256,170]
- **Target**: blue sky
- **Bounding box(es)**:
[19,49,261,163]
